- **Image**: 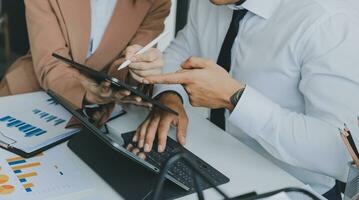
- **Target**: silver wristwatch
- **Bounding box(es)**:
[230,86,246,107]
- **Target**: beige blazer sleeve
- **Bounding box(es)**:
[108,0,171,78]
[131,0,171,45]
[24,0,86,108]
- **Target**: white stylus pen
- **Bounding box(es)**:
[117,31,169,70]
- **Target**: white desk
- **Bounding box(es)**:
[49,106,315,200]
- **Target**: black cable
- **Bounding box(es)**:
[232,187,321,200]
[152,151,230,200]
[193,171,205,200]
[152,151,321,200]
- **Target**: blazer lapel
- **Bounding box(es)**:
[86,0,152,70]
[56,0,91,64]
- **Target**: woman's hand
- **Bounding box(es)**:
[79,75,131,105]
[83,103,116,127]
[123,44,164,83]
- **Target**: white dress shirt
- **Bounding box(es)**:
[348,0,359,11]
[87,0,117,58]
[154,0,359,194]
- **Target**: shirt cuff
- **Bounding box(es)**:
[152,84,189,105]
[228,85,277,138]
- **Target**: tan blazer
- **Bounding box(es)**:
[0,0,170,108]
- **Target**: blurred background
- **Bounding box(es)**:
[0,0,190,80]
[2,0,358,80]
[0,0,29,79]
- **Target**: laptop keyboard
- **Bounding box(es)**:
[121,131,229,191]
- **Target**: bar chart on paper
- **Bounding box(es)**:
[5,153,43,193]
[46,98,59,106]
[0,91,79,153]
[32,109,66,126]
[0,147,95,200]
[0,107,66,137]
[0,116,47,137]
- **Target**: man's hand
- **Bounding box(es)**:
[120,44,164,83]
[126,143,147,160]
[145,57,245,110]
[133,92,188,153]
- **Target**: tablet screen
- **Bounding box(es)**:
[46,90,161,173]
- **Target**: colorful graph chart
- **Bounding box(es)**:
[0,116,47,137]
[0,145,95,200]
[0,185,15,195]
[32,109,66,126]
[5,154,43,193]
[0,174,9,184]
[0,167,15,195]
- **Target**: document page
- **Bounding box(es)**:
[0,92,79,153]
[0,145,95,199]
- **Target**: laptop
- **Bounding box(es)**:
[47,90,230,199]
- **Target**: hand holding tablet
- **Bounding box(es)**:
[52,53,178,116]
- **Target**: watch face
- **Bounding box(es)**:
[237,90,243,100]
[230,92,238,107]
[231,88,245,107]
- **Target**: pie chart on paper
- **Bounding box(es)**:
[0,185,15,195]
[0,173,15,195]
[0,174,9,184]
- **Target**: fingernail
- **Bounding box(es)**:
[180,136,186,145]
[132,135,138,142]
[138,140,144,148]
[143,79,150,84]
[144,144,151,152]
[138,153,146,160]
[158,145,164,152]
[132,148,140,155]
[126,144,133,151]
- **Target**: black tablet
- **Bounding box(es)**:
[52,53,178,116]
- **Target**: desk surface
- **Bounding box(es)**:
[49,106,307,200]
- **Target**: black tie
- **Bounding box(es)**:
[210,9,248,130]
